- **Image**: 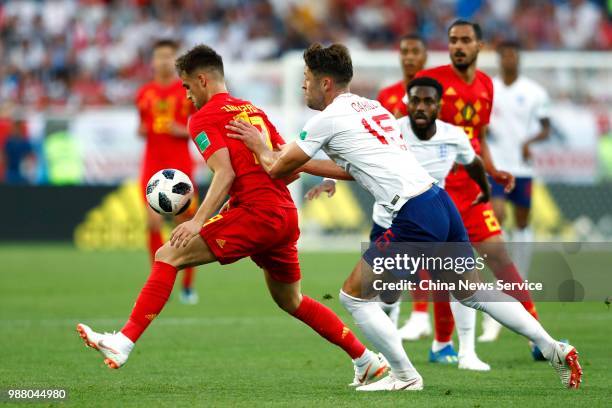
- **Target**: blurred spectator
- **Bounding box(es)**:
[556,0,602,49]
[0,105,13,181]
[42,126,82,185]
[0,0,610,110]
[2,119,35,184]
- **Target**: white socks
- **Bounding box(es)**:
[512,227,534,279]
[459,290,555,359]
[432,340,452,353]
[113,332,135,353]
[340,290,418,380]
[449,297,477,357]
[352,349,371,366]
[377,300,401,327]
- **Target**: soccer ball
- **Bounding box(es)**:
[146,169,194,216]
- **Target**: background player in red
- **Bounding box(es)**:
[377,34,428,118]
[416,20,543,359]
[135,39,198,304]
[76,44,387,387]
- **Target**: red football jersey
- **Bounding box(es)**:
[135,80,195,170]
[188,92,295,208]
[416,65,493,188]
[377,80,408,118]
[415,65,493,153]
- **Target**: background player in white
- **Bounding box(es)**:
[484,41,551,343]
[227,43,582,391]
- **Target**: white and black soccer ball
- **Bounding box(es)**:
[146,169,194,216]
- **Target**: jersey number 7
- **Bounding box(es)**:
[233,112,273,164]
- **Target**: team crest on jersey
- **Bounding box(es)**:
[299,130,308,140]
[462,104,475,121]
[195,131,210,153]
[156,99,169,110]
[439,144,448,159]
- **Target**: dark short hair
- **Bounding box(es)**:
[448,19,483,41]
[153,38,179,51]
[175,44,224,76]
[399,33,425,45]
[303,43,353,86]
[407,77,444,100]
[497,40,521,52]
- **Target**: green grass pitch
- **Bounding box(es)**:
[1,245,610,407]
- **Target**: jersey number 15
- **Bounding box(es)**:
[362,113,406,149]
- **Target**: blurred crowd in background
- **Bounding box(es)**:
[1,0,612,185]
[1,0,611,109]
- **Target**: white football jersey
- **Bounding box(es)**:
[372,118,476,229]
[296,93,435,217]
[488,76,550,177]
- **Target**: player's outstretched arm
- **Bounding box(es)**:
[226,120,310,179]
[299,159,354,180]
[464,155,491,206]
[170,148,235,247]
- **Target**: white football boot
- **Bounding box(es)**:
[350,351,389,386]
[478,313,502,342]
[549,341,583,389]
[398,311,432,341]
[76,323,134,369]
[356,372,424,391]
[458,353,491,371]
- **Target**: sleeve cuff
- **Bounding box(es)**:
[295,139,317,158]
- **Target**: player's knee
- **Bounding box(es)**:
[154,243,180,266]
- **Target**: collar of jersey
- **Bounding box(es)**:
[210,92,230,102]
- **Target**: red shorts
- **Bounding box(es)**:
[446,180,502,243]
[199,203,301,283]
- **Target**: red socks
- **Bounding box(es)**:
[292,295,366,359]
[121,261,178,342]
[492,263,539,320]
[148,230,163,262]
[182,267,195,289]
[148,230,195,291]
[433,301,455,343]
